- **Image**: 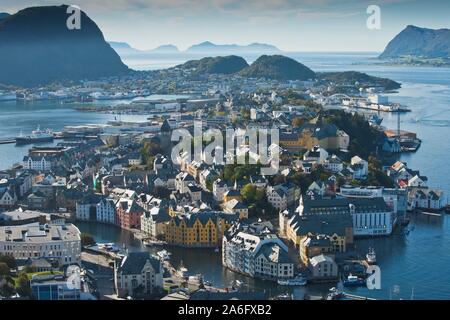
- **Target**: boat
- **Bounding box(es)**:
[326,287,344,300]
[143,239,166,247]
[214,247,220,253]
[277,274,307,286]
[367,114,383,126]
[156,249,171,261]
[15,126,54,145]
[366,247,377,264]
[343,274,366,287]
[177,266,189,278]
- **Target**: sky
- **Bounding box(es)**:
[1,0,450,52]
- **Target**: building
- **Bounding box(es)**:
[222,199,249,219]
[308,254,338,281]
[300,235,335,265]
[296,196,394,237]
[222,221,294,281]
[116,199,144,229]
[114,251,163,298]
[0,223,81,267]
[23,156,56,171]
[350,156,369,180]
[213,179,230,202]
[76,194,116,224]
[266,182,300,211]
[408,187,445,211]
[140,207,171,239]
[164,211,238,248]
[303,145,329,164]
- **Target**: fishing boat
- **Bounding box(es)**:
[277,274,307,286]
[343,275,365,287]
[15,126,54,145]
[366,247,377,265]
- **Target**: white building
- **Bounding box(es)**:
[115,251,163,298]
[350,156,368,180]
[222,222,294,280]
[23,156,54,171]
[303,145,329,164]
[0,223,81,266]
[212,179,230,202]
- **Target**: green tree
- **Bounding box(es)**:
[0,276,16,297]
[0,254,16,269]
[241,184,264,204]
[292,117,305,128]
[0,262,10,277]
[80,233,96,247]
[16,272,32,298]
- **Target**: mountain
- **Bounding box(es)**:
[186,41,281,54]
[239,55,315,80]
[380,25,450,59]
[0,5,129,87]
[176,55,249,75]
[0,13,10,20]
[109,41,143,55]
[150,44,179,53]
[318,71,401,90]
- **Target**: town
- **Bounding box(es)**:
[0,62,447,301]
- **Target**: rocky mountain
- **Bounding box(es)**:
[239,55,315,80]
[186,41,280,54]
[380,25,450,59]
[0,5,129,87]
[176,55,249,75]
[318,71,401,90]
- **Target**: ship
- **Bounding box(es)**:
[277,274,307,286]
[15,126,54,145]
[366,247,377,264]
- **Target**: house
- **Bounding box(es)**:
[23,155,56,171]
[300,235,335,265]
[127,152,142,166]
[408,187,445,211]
[222,199,249,219]
[408,175,427,187]
[324,154,344,173]
[140,207,171,239]
[350,156,368,180]
[114,251,163,298]
[223,189,242,203]
[212,179,230,202]
[308,254,338,281]
[116,199,144,229]
[303,145,329,164]
[266,183,300,211]
[175,172,196,194]
[0,187,17,208]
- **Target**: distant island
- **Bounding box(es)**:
[109,42,180,55]
[185,41,281,54]
[379,25,450,67]
[0,12,10,20]
[0,5,129,87]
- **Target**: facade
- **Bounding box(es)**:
[0,222,81,266]
[76,194,116,224]
[164,211,238,247]
[213,179,230,202]
[140,207,171,239]
[297,196,394,237]
[266,183,300,211]
[115,251,163,298]
[116,199,144,229]
[222,221,294,281]
[308,254,338,280]
[23,156,55,171]
[408,187,445,211]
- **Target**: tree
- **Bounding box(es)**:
[0,263,10,277]
[0,277,16,298]
[80,233,96,247]
[292,117,305,128]
[16,272,32,298]
[0,254,16,269]
[241,184,264,204]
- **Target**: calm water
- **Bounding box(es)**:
[1,53,449,299]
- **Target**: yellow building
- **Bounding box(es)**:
[164,211,238,247]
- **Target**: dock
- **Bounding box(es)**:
[342,292,376,300]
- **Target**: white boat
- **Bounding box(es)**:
[366,247,377,264]
[143,239,166,247]
[156,249,171,260]
[277,274,307,286]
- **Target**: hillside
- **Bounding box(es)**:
[176,55,249,74]
[380,25,450,59]
[238,55,315,80]
[318,71,401,90]
[0,5,129,87]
